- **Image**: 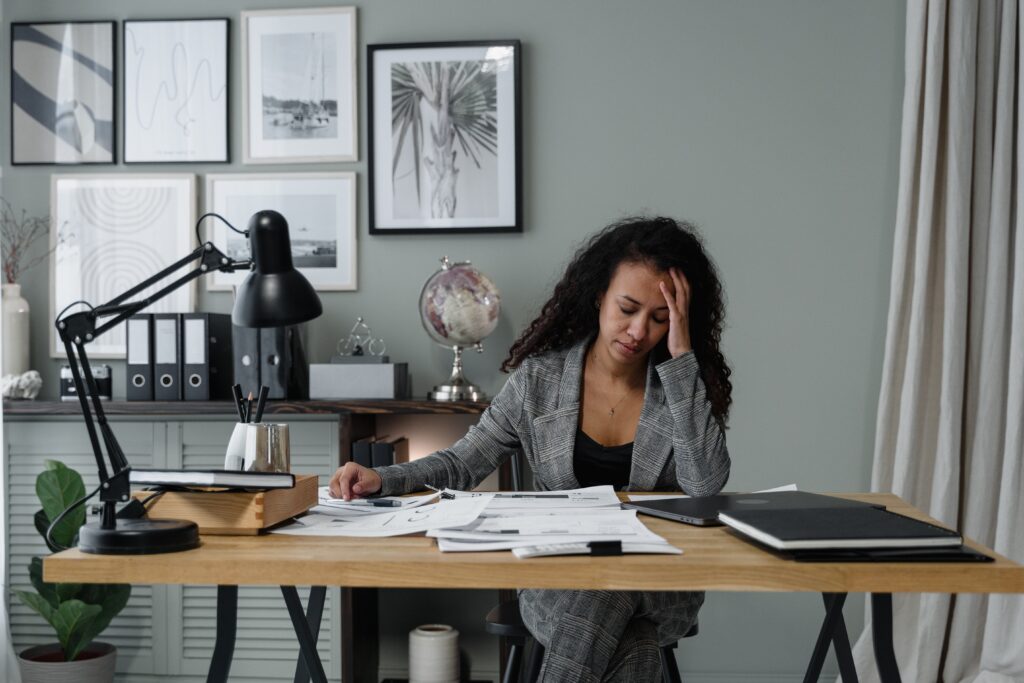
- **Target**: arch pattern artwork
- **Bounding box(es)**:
[50,175,196,358]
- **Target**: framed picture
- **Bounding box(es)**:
[123,19,229,163]
[11,21,116,164]
[50,174,197,358]
[205,173,357,291]
[241,7,357,164]
[368,40,522,234]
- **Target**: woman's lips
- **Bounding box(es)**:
[616,341,640,355]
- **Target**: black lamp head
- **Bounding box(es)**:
[231,210,323,328]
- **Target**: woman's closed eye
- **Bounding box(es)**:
[619,306,668,325]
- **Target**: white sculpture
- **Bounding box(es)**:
[1,370,43,400]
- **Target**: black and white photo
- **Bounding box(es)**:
[11,21,116,165]
[242,8,357,163]
[205,173,356,291]
[123,19,229,163]
[369,41,521,234]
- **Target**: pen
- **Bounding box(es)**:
[231,384,245,423]
[254,385,269,423]
[351,499,403,508]
[423,484,455,499]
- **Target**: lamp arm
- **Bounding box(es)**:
[55,241,252,529]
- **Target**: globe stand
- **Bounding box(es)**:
[429,345,487,402]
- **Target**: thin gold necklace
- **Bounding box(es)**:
[606,389,632,417]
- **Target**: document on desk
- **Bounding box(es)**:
[624,483,798,502]
[272,494,493,537]
[316,487,438,512]
[443,485,621,510]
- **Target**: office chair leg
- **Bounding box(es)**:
[282,586,329,683]
[661,645,683,683]
[207,585,238,683]
[503,641,522,683]
[525,640,544,682]
[871,594,902,683]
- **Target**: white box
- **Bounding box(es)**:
[308,363,409,399]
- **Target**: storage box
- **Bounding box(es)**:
[131,473,318,535]
[309,362,410,399]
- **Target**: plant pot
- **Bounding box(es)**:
[17,641,116,683]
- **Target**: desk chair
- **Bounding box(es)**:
[486,597,697,683]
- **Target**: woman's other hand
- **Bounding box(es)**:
[659,267,693,358]
[328,462,383,500]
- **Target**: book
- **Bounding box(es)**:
[371,435,409,467]
[352,435,377,467]
[718,506,963,551]
[129,468,295,490]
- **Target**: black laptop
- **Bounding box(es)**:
[621,491,881,526]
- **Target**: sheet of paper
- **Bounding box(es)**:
[512,542,683,558]
[442,485,620,509]
[272,495,493,537]
[429,510,667,548]
[317,487,438,511]
[625,483,798,502]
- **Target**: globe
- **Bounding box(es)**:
[419,256,501,401]
[419,258,501,348]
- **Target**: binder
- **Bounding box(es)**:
[126,315,153,401]
[371,435,409,468]
[260,326,310,400]
[182,313,233,401]
[232,324,260,397]
[152,313,182,401]
[352,436,376,467]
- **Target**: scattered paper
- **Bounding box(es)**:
[442,485,621,509]
[317,487,438,512]
[272,495,493,537]
[512,542,683,559]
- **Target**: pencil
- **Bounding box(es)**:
[247,391,254,423]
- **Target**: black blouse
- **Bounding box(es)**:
[573,428,633,490]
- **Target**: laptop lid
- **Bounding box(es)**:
[622,491,881,526]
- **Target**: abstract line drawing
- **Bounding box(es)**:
[368,41,522,234]
[11,22,115,164]
[123,20,229,163]
[51,175,196,358]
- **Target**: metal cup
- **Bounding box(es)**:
[243,423,290,473]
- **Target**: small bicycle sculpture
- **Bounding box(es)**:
[336,317,387,357]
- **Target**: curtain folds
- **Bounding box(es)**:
[852,1,1023,681]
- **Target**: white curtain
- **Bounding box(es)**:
[851,1,1024,682]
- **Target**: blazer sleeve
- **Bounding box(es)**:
[373,367,527,496]
[656,351,730,497]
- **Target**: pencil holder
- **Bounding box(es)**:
[223,422,248,470]
[243,423,290,473]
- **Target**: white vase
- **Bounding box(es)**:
[2,283,31,376]
[17,642,116,683]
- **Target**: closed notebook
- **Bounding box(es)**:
[718,506,963,551]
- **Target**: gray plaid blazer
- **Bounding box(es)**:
[376,338,730,496]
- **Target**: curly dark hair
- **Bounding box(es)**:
[502,216,732,424]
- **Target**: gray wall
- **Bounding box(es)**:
[2,0,905,680]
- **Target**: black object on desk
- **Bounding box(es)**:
[623,490,880,526]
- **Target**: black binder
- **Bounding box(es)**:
[371,436,408,467]
[182,313,233,401]
[232,325,260,397]
[352,436,376,467]
[152,313,181,401]
[260,326,309,400]
[126,314,153,401]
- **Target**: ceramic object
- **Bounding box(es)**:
[17,642,116,683]
[2,283,30,376]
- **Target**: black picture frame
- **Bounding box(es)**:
[10,20,117,165]
[122,18,230,164]
[367,40,523,235]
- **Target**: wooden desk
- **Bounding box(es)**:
[45,493,1024,682]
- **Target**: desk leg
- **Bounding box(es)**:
[206,585,238,683]
[871,593,902,683]
[802,593,858,682]
[282,586,329,683]
[293,586,327,683]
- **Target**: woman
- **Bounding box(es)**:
[330,216,732,682]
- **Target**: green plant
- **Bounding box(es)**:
[14,460,130,661]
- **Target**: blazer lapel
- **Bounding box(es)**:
[530,340,587,490]
[628,358,672,491]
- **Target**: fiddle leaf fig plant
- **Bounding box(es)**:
[13,460,130,662]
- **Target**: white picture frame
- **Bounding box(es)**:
[123,18,229,163]
[50,174,197,358]
[205,173,357,291]
[241,7,357,164]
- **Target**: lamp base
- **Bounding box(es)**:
[79,518,200,555]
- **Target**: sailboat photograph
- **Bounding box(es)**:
[261,31,338,140]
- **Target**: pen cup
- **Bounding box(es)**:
[243,423,290,473]
[223,423,248,470]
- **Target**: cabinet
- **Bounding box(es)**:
[3,400,489,683]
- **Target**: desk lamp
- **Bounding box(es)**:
[55,210,322,555]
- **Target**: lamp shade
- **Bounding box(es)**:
[232,210,323,328]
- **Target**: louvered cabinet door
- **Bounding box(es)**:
[5,420,169,677]
[170,419,342,680]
